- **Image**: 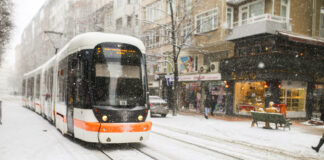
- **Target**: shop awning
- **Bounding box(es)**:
[277,31,324,46]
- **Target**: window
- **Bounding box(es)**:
[183,0,192,13]
[115,0,123,8]
[249,0,264,17]
[116,18,122,30]
[280,0,289,18]
[239,0,264,25]
[181,21,192,43]
[226,7,233,28]
[127,16,132,28]
[135,15,138,26]
[320,8,324,37]
[196,8,218,34]
[36,74,41,99]
[146,1,162,22]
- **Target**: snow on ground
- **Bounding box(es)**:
[0,97,105,160]
[150,112,324,159]
[1,95,324,160]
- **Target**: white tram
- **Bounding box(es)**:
[22,32,152,143]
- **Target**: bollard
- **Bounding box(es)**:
[0,101,2,125]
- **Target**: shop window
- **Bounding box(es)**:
[313,84,324,113]
[234,82,266,114]
[279,81,306,112]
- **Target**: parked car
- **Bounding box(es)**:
[149,96,169,117]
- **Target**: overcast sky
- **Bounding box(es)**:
[2,0,47,67]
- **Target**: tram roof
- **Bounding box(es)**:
[56,32,145,61]
[23,32,146,78]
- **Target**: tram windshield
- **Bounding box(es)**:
[93,43,145,107]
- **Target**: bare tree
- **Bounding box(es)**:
[0,0,13,60]
[166,0,203,116]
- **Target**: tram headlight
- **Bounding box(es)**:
[102,115,108,122]
[138,115,143,121]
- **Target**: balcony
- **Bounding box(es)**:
[226,14,290,41]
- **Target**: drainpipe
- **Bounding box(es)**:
[312,0,317,37]
[272,0,275,15]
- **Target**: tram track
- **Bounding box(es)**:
[151,131,244,160]
[152,123,317,160]
[98,144,159,160]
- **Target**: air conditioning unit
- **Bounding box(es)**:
[209,62,219,73]
[199,65,208,73]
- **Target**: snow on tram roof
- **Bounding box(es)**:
[24,32,145,77]
[56,32,145,61]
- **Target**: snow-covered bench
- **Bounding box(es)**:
[251,111,292,130]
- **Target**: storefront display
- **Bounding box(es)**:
[234,82,266,114]
[279,81,307,116]
[313,84,324,114]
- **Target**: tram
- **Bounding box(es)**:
[22,32,152,143]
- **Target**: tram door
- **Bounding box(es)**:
[67,58,78,134]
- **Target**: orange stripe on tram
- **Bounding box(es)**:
[74,118,152,133]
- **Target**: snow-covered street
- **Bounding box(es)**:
[0,95,323,160]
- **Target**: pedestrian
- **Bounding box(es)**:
[196,91,201,113]
[319,96,324,121]
[312,133,324,152]
[210,95,217,116]
[204,94,211,119]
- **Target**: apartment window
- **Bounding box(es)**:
[135,15,138,26]
[181,21,192,43]
[115,0,123,8]
[143,29,161,48]
[320,8,324,37]
[249,0,264,17]
[146,1,162,22]
[196,8,218,34]
[226,7,233,28]
[116,18,122,30]
[239,0,264,25]
[183,0,192,13]
[280,0,289,18]
[164,24,172,45]
[127,16,132,28]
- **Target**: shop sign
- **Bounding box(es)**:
[179,73,221,82]
[165,73,221,82]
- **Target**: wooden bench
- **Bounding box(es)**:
[251,111,292,130]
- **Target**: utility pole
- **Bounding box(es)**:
[44,31,63,54]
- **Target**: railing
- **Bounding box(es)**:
[232,14,290,28]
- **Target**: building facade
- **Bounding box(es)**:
[220,0,324,118]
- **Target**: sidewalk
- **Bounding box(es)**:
[150,111,324,159]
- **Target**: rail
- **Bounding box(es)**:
[232,14,290,28]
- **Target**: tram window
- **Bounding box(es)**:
[27,77,34,100]
[57,58,68,102]
[93,44,145,106]
[22,80,26,96]
[36,74,41,99]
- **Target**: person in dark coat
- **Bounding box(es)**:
[319,97,324,121]
[312,133,324,152]
[210,95,218,116]
[204,94,211,119]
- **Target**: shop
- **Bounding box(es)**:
[177,73,225,114]
[220,32,324,119]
